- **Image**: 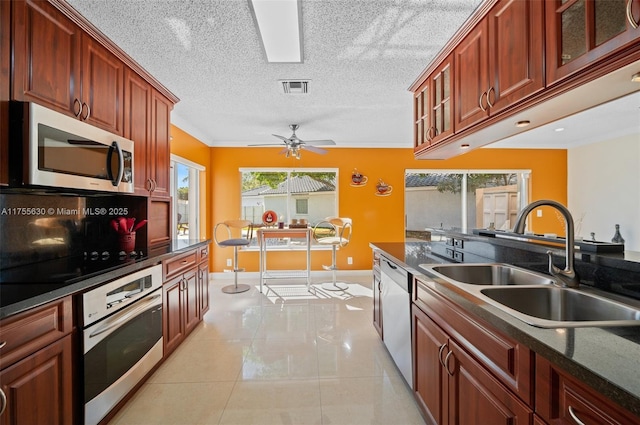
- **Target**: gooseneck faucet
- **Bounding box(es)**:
[513,200,580,288]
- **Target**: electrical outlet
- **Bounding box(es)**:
[347,256,353,265]
[226,259,232,267]
[536,209,543,217]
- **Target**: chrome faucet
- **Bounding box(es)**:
[513,200,580,288]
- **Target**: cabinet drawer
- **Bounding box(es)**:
[536,355,640,425]
[414,277,533,404]
[163,250,198,280]
[198,244,210,262]
[0,296,73,368]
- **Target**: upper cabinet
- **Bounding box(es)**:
[1,0,10,186]
[546,0,640,85]
[455,0,544,132]
[412,0,640,159]
[12,0,124,135]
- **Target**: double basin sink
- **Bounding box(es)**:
[419,263,640,328]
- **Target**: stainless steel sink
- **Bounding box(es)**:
[426,263,556,286]
[479,286,640,328]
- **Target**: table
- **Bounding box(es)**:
[257,227,312,293]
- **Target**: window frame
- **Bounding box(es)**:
[170,154,205,241]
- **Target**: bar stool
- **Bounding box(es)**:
[214,219,253,294]
[313,217,352,291]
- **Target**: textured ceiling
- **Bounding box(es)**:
[65,0,483,148]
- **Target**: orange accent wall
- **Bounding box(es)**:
[169,125,211,240]
[209,146,567,273]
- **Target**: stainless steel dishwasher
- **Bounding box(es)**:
[380,256,412,389]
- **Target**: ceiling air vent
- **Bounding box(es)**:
[280,80,309,94]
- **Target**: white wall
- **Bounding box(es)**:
[568,134,640,251]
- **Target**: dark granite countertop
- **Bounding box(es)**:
[370,240,640,417]
[0,239,211,320]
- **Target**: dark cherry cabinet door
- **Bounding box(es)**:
[412,305,448,425]
[487,0,544,112]
[150,90,171,199]
[183,269,200,335]
[163,276,185,356]
[81,37,124,135]
[454,19,489,132]
[0,336,74,425]
[199,262,210,319]
[546,0,640,85]
[448,339,533,425]
[12,0,81,113]
[455,0,544,132]
[124,69,153,195]
[1,0,10,185]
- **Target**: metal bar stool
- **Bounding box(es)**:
[312,217,352,291]
[214,219,253,294]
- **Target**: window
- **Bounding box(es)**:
[240,168,338,248]
[405,169,530,239]
[171,155,204,240]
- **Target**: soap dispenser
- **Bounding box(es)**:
[611,224,625,244]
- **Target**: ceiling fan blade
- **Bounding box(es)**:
[279,147,291,155]
[272,134,291,142]
[303,139,336,146]
[248,143,286,146]
[302,145,328,155]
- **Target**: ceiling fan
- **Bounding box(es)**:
[251,124,336,159]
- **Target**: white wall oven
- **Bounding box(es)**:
[81,264,162,425]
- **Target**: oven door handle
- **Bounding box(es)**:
[89,293,162,339]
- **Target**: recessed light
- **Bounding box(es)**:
[632,72,640,82]
[515,120,531,128]
[554,127,565,132]
[460,144,470,149]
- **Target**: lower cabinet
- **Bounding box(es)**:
[412,304,532,425]
[0,296,74,425]
[536,355,640,425]
[163,268,199,356]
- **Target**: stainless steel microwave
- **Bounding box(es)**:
[9,102,134,193]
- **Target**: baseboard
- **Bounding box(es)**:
[210,270,372,280]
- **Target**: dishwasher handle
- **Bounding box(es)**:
[380,257,409,291]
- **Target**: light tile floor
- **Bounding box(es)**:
[108,274,426,425]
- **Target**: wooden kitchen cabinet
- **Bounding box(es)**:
[162,248,208,356]
[0,335,74,425]
[12,0,124,135]
[455,0,544,132]
[1,0,9,186]
[536,355,640,425]
[546,0,640,85]
[0,296,74,425]
[163,269,198,356]
[412,277,534,424]
[412,303,533,425]
[198,245,210,319]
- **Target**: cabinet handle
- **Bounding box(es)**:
[486,87,495,108]
[444,350,455,376]
[0,388,6,416]
[567,406,586,425]
[151,179,157,192]
[479,91,487,112]
[181,260,189,265]
[73,98,82,117]
[81,102,91,120]
[0,341,6,349]
[628,0,639,28]
[438,343,448,368]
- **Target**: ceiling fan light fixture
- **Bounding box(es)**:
[249,0,303,63]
